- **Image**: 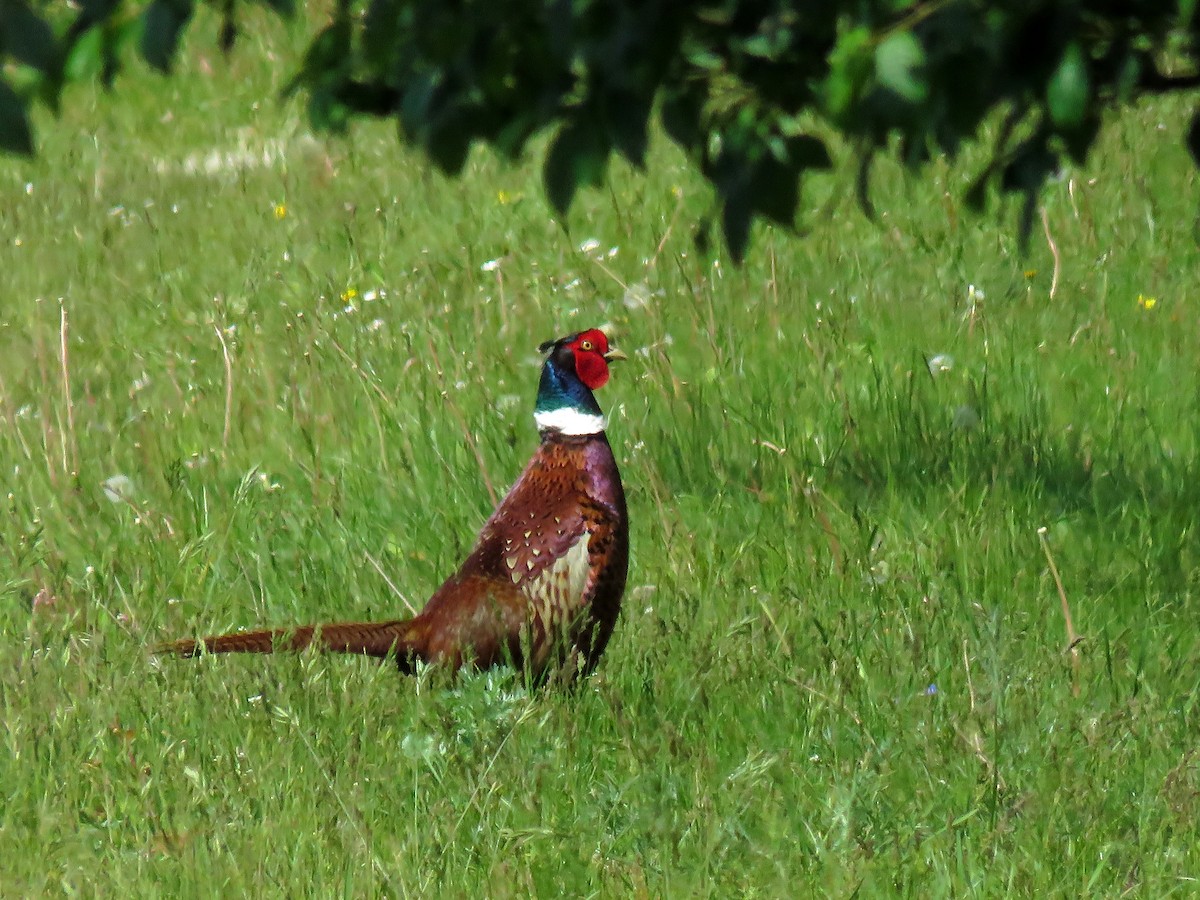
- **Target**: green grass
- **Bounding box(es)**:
[3,11,1200,897]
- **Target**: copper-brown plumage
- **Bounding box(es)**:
[156,328,629,680]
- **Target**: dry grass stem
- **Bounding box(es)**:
[59,304,77,477]
[1038,526,1081,695]
[214,325,234,450]
[1041,205,1062,300]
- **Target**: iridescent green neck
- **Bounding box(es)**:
[534,355,605,436]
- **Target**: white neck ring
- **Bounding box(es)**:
[534,407,607,436]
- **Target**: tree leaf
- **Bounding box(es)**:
[823,25,872,121]
[1047,42,1089,129]
[875,30,927,103]
[494,111,536,159]
[1186,108,1200,169]
[64,26,105,82]
[1017,188,1037,253]
[543,118,609,217]
[791,134,832,171]
[1001,136,1057,194]
[855,150,876,220]
[308,85,350,133]
[660,86,702,151]
[694,217,712,255]
[605,90,651,167]
[684,41,723,71]
[720,188,752,263]
[426,114,473,174]
[2,4,60,75]
[741,33,780,61]
[142,0,194,73]
[748,156,798,226]
[964,164,993,211]
[735,134,830,229]
[0,78,33,154]
[1116,52,1141,102]
[219,12,237,54]
[292,16,350,86]
[1060,113,1100,164]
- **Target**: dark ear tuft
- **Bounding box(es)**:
[538,332,579,355]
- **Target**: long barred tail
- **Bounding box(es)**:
[155,620,423,667]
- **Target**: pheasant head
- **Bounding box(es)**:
[534,328,626,437]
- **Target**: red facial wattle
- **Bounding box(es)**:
[570,329,611,390]
[573,350,609,390]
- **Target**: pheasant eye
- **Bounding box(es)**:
[580,340,594,351]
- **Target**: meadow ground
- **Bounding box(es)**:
[3,10,1200,897]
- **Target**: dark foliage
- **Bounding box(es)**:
[3,0,1198,259]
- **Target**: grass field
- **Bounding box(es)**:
[3,10,1200,897]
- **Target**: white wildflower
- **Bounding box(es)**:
[927,354,954,375]
[102,474,136,503]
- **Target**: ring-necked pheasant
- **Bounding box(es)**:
[156,328,629,680]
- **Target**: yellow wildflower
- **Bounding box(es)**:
[341,288,359,303]
[1023,269,1037,279]
[274,204,287,219]
[1137,294,1157,310]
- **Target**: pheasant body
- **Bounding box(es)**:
[159,328,628,680]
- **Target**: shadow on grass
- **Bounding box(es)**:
[817,367,1200,588]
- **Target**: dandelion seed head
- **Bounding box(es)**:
[927,353,954,375]
[102,474,135,503]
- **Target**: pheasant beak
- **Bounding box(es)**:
[603,348,628,363]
